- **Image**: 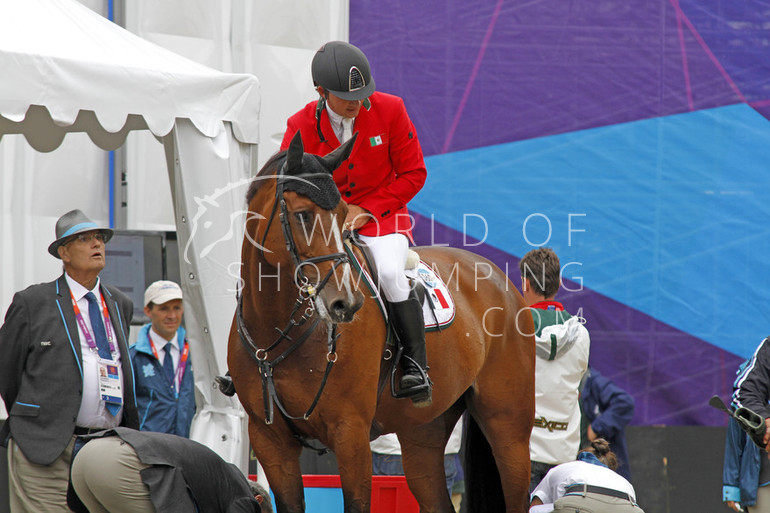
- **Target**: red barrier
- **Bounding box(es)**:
[301,475,419,513]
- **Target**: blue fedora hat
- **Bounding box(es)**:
[48,209,114,258]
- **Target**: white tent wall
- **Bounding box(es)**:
[124,0,349,176]
[0,0,262,482]
[119,0,347,476]
[0,139,111,324]
[162,119,254,470]
[234,0,349,166]
[122,0,237,233]
[0,0,348,476]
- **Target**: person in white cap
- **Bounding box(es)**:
[0,209,138,512]
[129,280,196,437]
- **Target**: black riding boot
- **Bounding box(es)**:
[390,294,432,407]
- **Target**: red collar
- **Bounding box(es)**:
[529,300,564,311]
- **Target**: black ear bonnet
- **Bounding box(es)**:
[278,154,341,210]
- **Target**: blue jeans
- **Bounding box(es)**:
[372,452,459,496]
[529,460,557,494]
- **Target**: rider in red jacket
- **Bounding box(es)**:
[280,41,431,405]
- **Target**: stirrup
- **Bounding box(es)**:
[390,353,432,406]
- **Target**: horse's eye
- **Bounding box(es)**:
[294,211,310,224]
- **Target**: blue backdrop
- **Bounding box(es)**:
[352,0,770,425]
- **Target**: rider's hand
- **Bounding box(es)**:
[727,500,744,511]
[344,204,372,231]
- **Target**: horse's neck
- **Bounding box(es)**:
[241,261,297,321]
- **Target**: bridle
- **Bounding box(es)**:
[260,162,350,297]
[236,161,354,450]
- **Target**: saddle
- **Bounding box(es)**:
[345,244,456,332]
[344,238,453,403]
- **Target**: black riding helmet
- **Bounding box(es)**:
[311,41,375,101]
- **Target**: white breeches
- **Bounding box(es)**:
[357,233,410,302]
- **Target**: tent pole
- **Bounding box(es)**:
[107,0,127,229]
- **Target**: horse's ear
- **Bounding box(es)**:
[322,132,358,174]
[286,131,304,174]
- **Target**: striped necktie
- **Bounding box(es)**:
[85,292,111,360]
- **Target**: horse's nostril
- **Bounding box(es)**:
[331,300,346,317]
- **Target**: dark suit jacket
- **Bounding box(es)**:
[67,428,261,513]
[0,274,139,465]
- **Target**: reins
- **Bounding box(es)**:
[235,285,338,425]
[236,162,351,454]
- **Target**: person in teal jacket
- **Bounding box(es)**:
[130,281,196,437]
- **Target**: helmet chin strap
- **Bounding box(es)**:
[314,87,370,142]
[315,94,327,143]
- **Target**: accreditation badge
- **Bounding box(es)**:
[98,359,123,410]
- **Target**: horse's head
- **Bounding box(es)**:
[245,131,364,323]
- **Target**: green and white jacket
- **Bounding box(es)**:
[528,302,590,466]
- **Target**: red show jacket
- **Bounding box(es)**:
[280,91,427,239]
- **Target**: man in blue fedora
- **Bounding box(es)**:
[0,208,138,512]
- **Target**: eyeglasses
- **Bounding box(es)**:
[67,232,107,245]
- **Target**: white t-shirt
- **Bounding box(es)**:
[531,460,636,505]
[370,418,463,455]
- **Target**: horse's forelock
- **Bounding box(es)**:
[246,151,337,209]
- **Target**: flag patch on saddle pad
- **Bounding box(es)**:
[408,262,456,330]
[369,135,383,147]
[344,245,455,331]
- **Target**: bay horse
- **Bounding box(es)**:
[227,131,535,513]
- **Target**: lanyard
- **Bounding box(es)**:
[149,337,189,398]
[70,291,116,355]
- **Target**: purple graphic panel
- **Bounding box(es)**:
[351,1,769,156]
[412,213,743,426]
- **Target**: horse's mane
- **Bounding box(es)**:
[246,150,287,203]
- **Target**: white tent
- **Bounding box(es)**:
[0,0,260,471]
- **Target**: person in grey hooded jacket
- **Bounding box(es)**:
[520,247,590,492]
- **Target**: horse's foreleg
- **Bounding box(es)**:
[329,423,374,513]
[248,420,305,513]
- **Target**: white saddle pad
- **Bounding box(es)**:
[346,246,456,330]
[406,260,456,330]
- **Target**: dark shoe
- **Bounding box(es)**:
[400,371,424,389]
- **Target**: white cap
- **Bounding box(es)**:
[144,280,183,307]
